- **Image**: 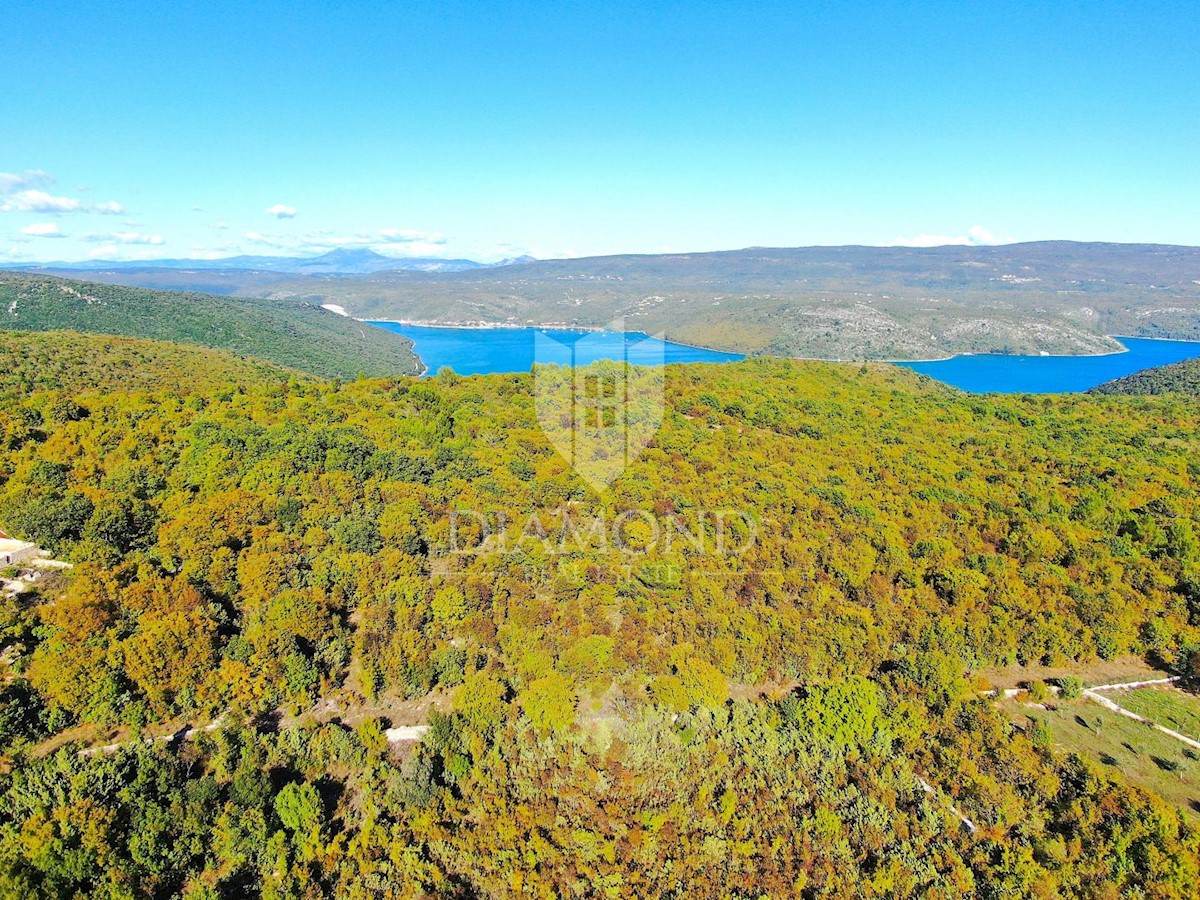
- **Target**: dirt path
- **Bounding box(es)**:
[81,718,226,756]
[974,657,1164,691]
[990,674,1200,755]
[983,676,1180,702]
[29,687,451,758]
[1082,681,1200,753]
[1089,677,1180,692]
[984,674,1200,751]
[916,777,978,834]
[277,687,451,732]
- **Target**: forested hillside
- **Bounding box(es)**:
[0,272,420,379]
[1092,357,1200,395]
[0,330,308,401]
[2,338,1200,896]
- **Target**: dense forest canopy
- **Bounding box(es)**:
[0,330,309,402]
[0,273,420,379]
[2,333,1200,896]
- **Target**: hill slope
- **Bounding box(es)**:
[1090,356,1200,395]
[0,271,420,378]
[2,355,1199,894]
[0,330,309,401]
[46,240,1200,360]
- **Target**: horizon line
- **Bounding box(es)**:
[6,237,1200,269]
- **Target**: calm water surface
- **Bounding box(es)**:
[368,322,743,375]
[369,323,1200,392]
[895,337,1200,393]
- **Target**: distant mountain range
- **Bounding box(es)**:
[1,247,538,276]
[232,240,1200,360]
[6,240,1200,361]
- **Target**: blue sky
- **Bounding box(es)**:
[3,1,1198,262]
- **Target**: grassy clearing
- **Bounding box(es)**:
[1116,687,1200,742]
[974,656,1163,691]
[999,696,1200,818]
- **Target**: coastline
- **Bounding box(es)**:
[671,333,1200,365]
[1109,333,1200,345]
[368,318,743,377]
[892,336,1129,365]
[361,318,606,333]
[648,334,747,359]
[898,334,1200,365]
[365,317,1200,376]
[363,317,744,357]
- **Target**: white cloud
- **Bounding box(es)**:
[0,188,126,216]
[379,228,445,244]
[0,169,54,194]
[1,189,84,213]
[965,225,1007,245]
[375,240,452,258]
[0,244,36,261]
[110,232,164,245]
[86,243,175,261]
[81,231,165,246]
[0,172,129,216]
[368,228,450,257]
[187,246,240,259]
[888,225,1013,248]
[20,222,64,238]
[218,226,457,259]
[291,229,451,258]
[265,203,297,219]
[299,233,375,248]
[243,231,284,247]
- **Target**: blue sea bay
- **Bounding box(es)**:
[895,337,1200,393]
[368,323,1200,393]
[367,322,744,375]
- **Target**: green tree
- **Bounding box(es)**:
[274,781,325,860]
[523,672,576,735]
